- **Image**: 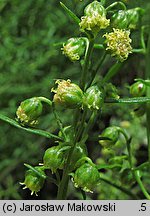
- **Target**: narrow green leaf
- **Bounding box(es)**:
[0,113,62,140]
[105,97,150,104]
[60,2,80,24]
[24,163,46,179]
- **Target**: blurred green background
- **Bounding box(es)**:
[0,0,150,200]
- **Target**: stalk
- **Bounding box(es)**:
[145,31,150,163]
[57,40,94,200]
[80,39,94,90]
[126,137,150,199]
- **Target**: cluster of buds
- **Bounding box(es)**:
[111,8,144,30]
[61,37,86,62]
[52,80,104,110]
[72,163,100,193]
[79,1,110,36]
[103,28,132,62]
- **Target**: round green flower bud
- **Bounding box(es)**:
[111,10,129,29]
[84,1,106,17]
[79,1,110,36]
[126,7,144,30]
[73,163,100,193]
[43,146,64,173]
[62,38,86,62]
[84,85,104,110]
[20,167,45,196]
[52,79,84,109]
[111,8,144,30]
[99,126,120,148]
[16,97,43,127]
[130,81,147,97]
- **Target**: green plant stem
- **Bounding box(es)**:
[52,103,67,141]
[126,138,150,200]
[80,39,94,90]
[57,109,88,199]
[57,40,95,200]
[87,52,107,88]
[99,176,138,199]
[102,62,123,83]
[106,2,126,11]
[105,97,150,104]
[145,30,150,163]
[80,111,98,143]
[94,44,146,55]
[38,97,52,106]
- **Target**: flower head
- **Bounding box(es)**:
[52,79,84,109]
[80,15,110,35]
[20,167,45,196]
[62,38,86,61]
[79,1,110,36]
[73,163,100,193]
[103,28,132,62]
[16,97,43,127]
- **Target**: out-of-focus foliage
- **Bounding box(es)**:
[0,0,150,199]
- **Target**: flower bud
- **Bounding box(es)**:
[61,38,86,61]
[99,126,120,148]
[111,8,144,30]
[43,146,64,173]
[111,10,129,29]
[52,79,84,109]
[126,7,144,30]
[16,97,43,127]
[104,83,120,99]
[103,28,132,62]
[73,163,100,192]
[79,1,110,36]
[130,81,147,97]
[20,167,45,196]
[84,85,104,110]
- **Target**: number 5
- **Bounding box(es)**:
[141,203,146,211]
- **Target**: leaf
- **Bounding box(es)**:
[105,97,150,104]
[0,113,62,140]
[60,2,80,24]
[24,163,46,179]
